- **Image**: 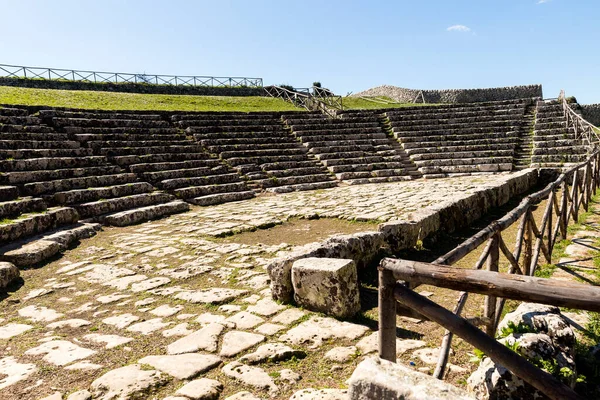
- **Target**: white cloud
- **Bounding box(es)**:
[447,25,471,33]
[537,0,550,4]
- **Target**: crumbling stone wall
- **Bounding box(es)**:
[0,77,263,96]
[353,84,543,104]
[580,104,600,126]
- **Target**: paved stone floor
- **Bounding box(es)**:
[0,174,529,400]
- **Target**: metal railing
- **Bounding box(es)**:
[0,63,263,88]
[559,90,600,144]
[378,150,600,400]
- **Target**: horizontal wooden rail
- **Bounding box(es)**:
[388,284,584,400]
[381,258,600,312]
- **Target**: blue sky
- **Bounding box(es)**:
[1,0,599,103]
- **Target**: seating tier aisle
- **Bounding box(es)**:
[174,112,336,193]
[385,99,530,178]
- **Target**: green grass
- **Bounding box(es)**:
[0,86,301,112]
[342,96,436,110]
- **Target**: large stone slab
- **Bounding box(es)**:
[0,356,38,390]
[167,323,225,354]
[348,357,474,399]
[279,317,369,348]
[25,340,96,366]
[291,257,360,319]
[0,323,33,339]
[222,362,278,395]
[138,353,222,380]
[90,364,168,400]
[0,261,19,289]
[175,378,223,400]
[219,331,265,358]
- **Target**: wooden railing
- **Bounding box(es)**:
[264,85,343,118]
[378,150,600,400]
[559,90,600,145]
[0,63,263,88]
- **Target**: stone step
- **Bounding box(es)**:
[292,127,383,136]
[41,110,164,120]
[532,146,588,156]
[0,197,47,219]
[386,107,524,120]
[266,166,329,177]
[74,133,186,142]
[63,126,179,135]
[198,137,296,146]
[532,139,585,148]
[401,137,518,149]
[420,164,513,174]
[227,154,309,166]
[1,165,123,185]
[0,132,69,141]
[533,129,576,138]
[391,119,519,132]
[393,126,519,137]
[188,125,285,133]
[411,149,514,161]
[188,191,255,206]
[52,117,171,128]
[192,131,288,140]
[142,165,230,181]
[50,182,155,205]
[0,156,110,172]
[531,154,589,164]
[321,155,405,167]
[389,114,524,127]
[206,142,302,152]
[0,115,41,125]
[397,131,518,143]
[260,161,324,170]
[265,181,338,194]
[220,148,308,158]
[174,182,250,199]
[129,159,223,173]
[253,174,333,188]
[160,173,242,190]
[0,222,101,267]
[416,157,513,167]
[0,148,94,159]
[335,169,407,180]
[329,162,405,173]
[297,133,388,142]
[111,153,211,167]
[24,173,138,196]
[535,121,566,130]
[310,144,391,154]
[0,124,55,134]
[0,207,79,244]
[385,101,526,116]
[304,138,392,148]
[405,143,515,154]
[100,145,204,156]
[88,139,193,150]
[101,200,189,227]
[0,107,29,116]
[0,186,19,202]
[344,175,414,185]
[0,140,81,150]
[177,118,282,128]
[77,192,175,218]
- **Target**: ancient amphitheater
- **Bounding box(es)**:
[0,80,599,400]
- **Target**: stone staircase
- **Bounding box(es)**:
[176,112,336,194]
[512,104,536,170]
[531,101,590,166]
[285,112,414,185]
[385,99,529,178]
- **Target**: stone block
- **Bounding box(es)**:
[0,262,19,289]
[348,357,475,400]
[291,257,360,319]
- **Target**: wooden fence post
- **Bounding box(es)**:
[560,182,568,240]
[484,234,499,336]
[523,210,533,276]
[378,267,397,362]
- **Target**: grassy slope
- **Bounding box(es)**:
[0,86,301,112]
[342,96,434,110]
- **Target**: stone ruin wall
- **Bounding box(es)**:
[0,77,264,96]
[353,84,543,104]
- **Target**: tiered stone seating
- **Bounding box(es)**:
[285,112,414,184]
[175,112,336,193]
[46,109,252,207]
[1,109,189,227]
[532,101,589,166]
[386,99,528,177]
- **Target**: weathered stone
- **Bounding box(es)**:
[279,317,369,348]
[239,343,305,364]
[66,390,92,400]
[225,311,265,330]
[356,332,426,356]
[149,304,183,317]
[64,361,103,370]
[290,388,348,400]
[18,305,63,322]
[0,356,37,390]
[162,323,194,337]
[279,369,302,385]
[47,319,91,329]
[138,353,222,380]
[167,323,224,354]
[271,308,306,325]
[291,257,360,318]
[126,318,171,335]
[246,298,285,317]
[102,313,140,329]
[90,364,168,400]
[0,261,19,289]
[174,288,248,304]
[40,392,63,400]
[222,362,279,394]
[0,323,33,339]
[83,333,134,349]
[224,392,262,400]
[220,331,266,358]
[324,346,357,363]
[23,287,53,300]
[25,340,96,366]
[348,357,474,399]
[175,378,223,400]
[255,323,285,336]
